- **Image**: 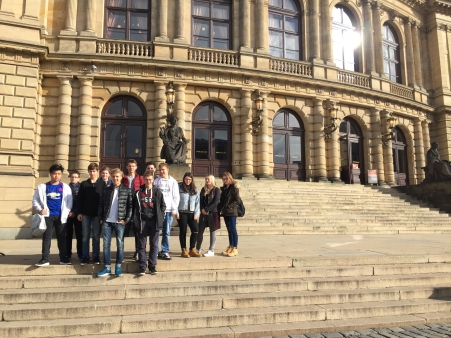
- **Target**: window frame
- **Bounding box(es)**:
[382,23,401,84]
[191,0,232,50]
[104,0,151,41]
[268,0,301,61]
[332,5,359,72]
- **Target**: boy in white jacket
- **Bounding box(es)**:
[32,164,73,266]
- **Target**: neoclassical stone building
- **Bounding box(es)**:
[0,0,451,238]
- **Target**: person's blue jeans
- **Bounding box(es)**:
[160,212,173,254]
[82,215,101,261]
[224,216,238,248]
[102,221,125,267]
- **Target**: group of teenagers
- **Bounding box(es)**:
[31,159,241,277]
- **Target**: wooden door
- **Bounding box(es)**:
[339,117,364,184]
[392,127,408,186]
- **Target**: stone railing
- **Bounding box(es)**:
[269,59,312,76]
[188,48,239,66]
[390,83,414,99]
[96,40,153,57]
[337,70,370,88]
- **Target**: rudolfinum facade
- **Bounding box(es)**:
[1,0,451,238]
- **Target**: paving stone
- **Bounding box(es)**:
[388,328,405,333]
[305,334,325,338]
[355,330,378,335]
[339,332,359,337]
[274,336,291,338]
[323,333,344,338]
[421,329,448,337]
[400,327,439,338]
[368,334,388,338]
[289,335,308,338]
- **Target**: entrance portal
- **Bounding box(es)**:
[392,127,408,186]
[339,117,364,184]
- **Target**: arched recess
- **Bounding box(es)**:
[339,116,365,184]
[100,96,147,172]
[272,108,305,181]
[392,126,409,186]
[192,101,232,177]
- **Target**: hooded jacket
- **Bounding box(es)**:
[133,185,166,232]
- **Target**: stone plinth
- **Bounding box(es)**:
[395,181,451,214]
[168,163,191,182]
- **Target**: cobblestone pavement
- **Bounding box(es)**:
[259,323,451,338]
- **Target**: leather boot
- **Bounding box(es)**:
[221,246,231,256]
[181,248,190,258]
[189,248,202,257]
[227,247,238,257]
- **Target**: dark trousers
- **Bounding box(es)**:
[137,219,159,270]
[125,220,139,254]
[42,216,66,261]
[178,213,199,250]
[66,216,82,259]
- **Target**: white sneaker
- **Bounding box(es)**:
[203,250,214,257]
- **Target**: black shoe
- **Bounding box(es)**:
[80,258,89,266]
[139,268,146,276]
[35,259,49,267]
[60,258,72,265]
[157,251,163,259]
[93,258,101,265]
[149,266,158,275]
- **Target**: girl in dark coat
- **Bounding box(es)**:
[219,172,241,257]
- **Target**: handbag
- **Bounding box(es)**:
[237,199,245,217]
[213,212,220,230]
[30,214,46,237]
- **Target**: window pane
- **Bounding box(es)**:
[269,30,283,48]
[213,39,228,50]
[351,142,360,165]
[126,126,143,157]
[350,123,358,135]
[106,101,122,116]
[107,28,126,39]
[273,134,286,163]
[285,33,299,50]
[285,17,299,33]
[193,1,210,17]
[105,125,121,157]
[340,139,348,166]
[269,0,282,8]
[332,6,341,23]
[383,46,389,58]
[127,101,143,117]
[214,130,228,160]
[269,47,283,58]
[193,19,209,37]
[107,0,126,7]
[213,22,229,39]
[213,106,228,121]
[344,62,355,71]
[339,121,347,133]
[195,105,209,120]
[273,113,284,127]
[130,12,148,29]
[212,3,229,19]
[398,149,406,173]
[107,10,126,29]
[269,14,283,29]
[342,10,353,27]
[390,62,396,79]
[284,0,297,11]
[285,50,299,60]
[288,114,300,128]
[195,129,209,159]
[193,37,209,47]
[289,135,301,164]
[130,0,148,9]
[130,30,148,41]
[383,59,389,75]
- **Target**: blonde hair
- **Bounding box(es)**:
[222,172,239,190]
[110,168,124,177]
[203,174,216,194]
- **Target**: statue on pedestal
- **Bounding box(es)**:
[159,114,189,164]
[424,142,451,181]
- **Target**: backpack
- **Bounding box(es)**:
[237,199,245,217]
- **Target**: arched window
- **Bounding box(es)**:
[105,0,150,41]
[268,0,301,60]
[332,5,359,71]
[382,24,401,83]
[192,0,231,50]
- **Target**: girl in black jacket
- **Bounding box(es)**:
[219,172,241,257]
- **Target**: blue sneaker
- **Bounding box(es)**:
[115,266,122,277]
[97,267,111,277]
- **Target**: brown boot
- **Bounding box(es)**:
[181,248,190,258]
[227,247,238,257]
[221,246,231,256]
[189,248,202,257]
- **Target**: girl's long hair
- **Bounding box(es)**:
[203,174,216,194]
[181,172,197,195]
[222,171,239,190]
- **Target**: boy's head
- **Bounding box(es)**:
[127,159,138,176]
[69,170,80,184]
[87,163,99,180]
[49,164,64,183]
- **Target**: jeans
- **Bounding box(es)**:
[160,212,173,254]
[137,219,159,270]
[178,213,199,250]
[66,215,82,259]
[102,221,125,267]
[42,216,66,261]
[82,215,101,261]
[224,216,238,248]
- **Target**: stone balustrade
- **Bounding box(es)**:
[96,40,153,57]
[337,70,370,88]
[390,83,414,99]
[188,48,239,66]
[269,58,312,76]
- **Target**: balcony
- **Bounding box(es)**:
[390,83,414,100]
[96,40,153,57]
[188,47,239,66]
[269,58,312,77]
[337,70,370,88]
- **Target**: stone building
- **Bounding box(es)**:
[0,0,450,238]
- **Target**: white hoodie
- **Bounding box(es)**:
[153,175,180,214]
[32,182,73,224]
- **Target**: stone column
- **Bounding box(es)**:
[174,0,186,43]
[156,0,169,41]
[326,106,340,182]
[404,18,416,87]
[422,120,430,160]
[381,111,395,185]
[321,0,333,64]
[362,0,375,74]
[413,119,425,182]
[241,90,254,177]
[240,0,251,51]
[420,27,432,91]
[255,0,266,53]
[83,0,95,34]
[309,0,320,61]
[0,0,15,15]
[258,92,271,178]
[174,83,187,131]
[370,108,386,185]
[313,99,328,181]
[55,76,73,170]
[63,0,78,33]
[412,22,423,89]
[372,2,385,77]
[154,82,167,160]
[34,75,44,173]
[76,77,94,171]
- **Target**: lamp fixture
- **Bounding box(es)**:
[165,82,175,115]
[323,104,339,140]
[382,113,396,146]
[251,91,264,135]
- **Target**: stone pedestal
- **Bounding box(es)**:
[168,164,190,182]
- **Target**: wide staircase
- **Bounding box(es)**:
[1,181,451,337]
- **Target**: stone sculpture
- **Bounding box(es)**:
[424,142,451,181]
[159,114,189,164]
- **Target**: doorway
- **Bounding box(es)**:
[392,127,408,186]
[339,117,364,184]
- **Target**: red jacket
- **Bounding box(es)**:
[121,174,144,193]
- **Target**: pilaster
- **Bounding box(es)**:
[422,120,431,163]
[321,0,333,65]
[60,0,78,35]
[309,0,321,62]
[154,82,167,161]
[381,110,395,185]
[155,0,169,42]
[76,77,93,172]
[240,89,255,178]
[411,22,423,89]
[174,83,187,131]
[362,0,376,75]
[255,0,267,53]
[80,0,96,36]
[258,91,271,178]
[372,2,385,78]
[404,18,417,88]
[55,76,73,170]
[174,0,187,44]
[413,119,425,182]
[313,99,328,181]
[240,0,252,52]
[23,0,40,20]
[370,108,386,185]
[0,0,15,16]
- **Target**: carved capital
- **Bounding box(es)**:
[390,10,399,21]
[371,1,383,10]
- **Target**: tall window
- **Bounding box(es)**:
[332,5,359,71]
[382,24,401,83]
[105,0,150,41]
[192,0,231,50]
[268,0,300,60]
